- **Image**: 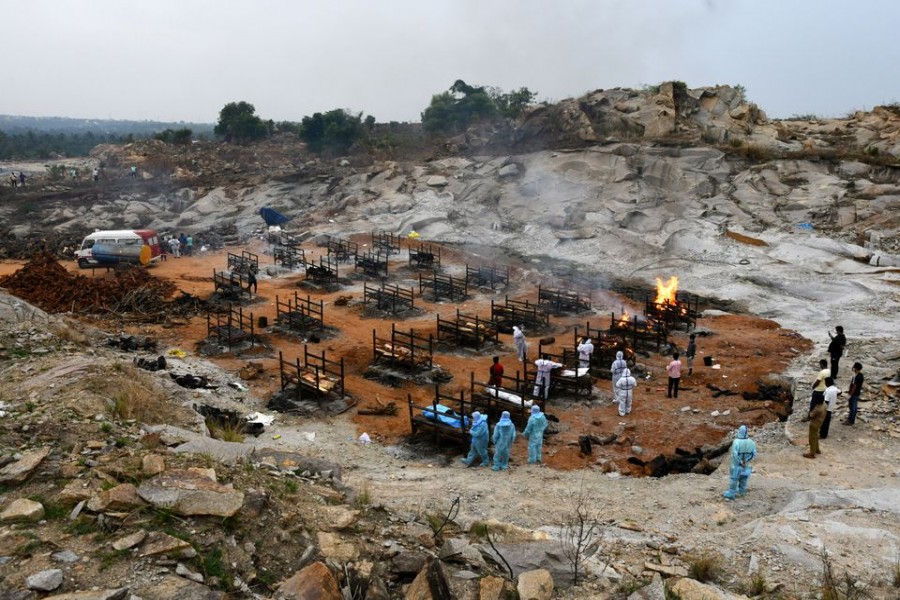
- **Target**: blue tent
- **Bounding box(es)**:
[259,207,291,227]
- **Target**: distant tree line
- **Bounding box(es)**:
[0,130,132,160]
[213,80,537,156]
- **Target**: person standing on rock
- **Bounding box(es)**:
[666,352,682,399]
[523,405,548,464]
[491,411,516,471]
[611,350,628,397]
[533,354,562,399]
[722,425,756,500]
[805,359,830,416]
[513,325,527,362]
[827,326,846,378]
[130,165,137,179]
[819,377,841,440]
[686,333,697,376]
[803,386,828,459]
[576,337,594,370]
[843,362,864,425]
[488,356,504,388]
[461,411,489,467]
[615,367,637,417]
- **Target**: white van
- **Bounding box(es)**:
[74,229,163,268]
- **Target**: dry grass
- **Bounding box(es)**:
[687,552,722,583]
[48,320,89,345]
[205,417,245,443]
[85,364,184,425]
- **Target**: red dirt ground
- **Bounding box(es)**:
[0,236,811,475]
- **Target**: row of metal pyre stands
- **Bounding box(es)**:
[204,232,701,447]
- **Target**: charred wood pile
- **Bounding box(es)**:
[409,243,441,269]
[277,347,345,400]
[206,305,256,350]
[273,245,305,269]
[465,263,509,290]
[490,296,550,332]
[537,285,591,315]
[419,272,468,302]
[644,292,700,332]
[212,268,252,300]
[372,230,401,256]
[627,440,732,477]
[275,292,324,334]
[303,256,339,283]
[436,310,499,349]
[373,324,434,369]
[226,250,259,275]
[608,312,668,353]
[572,322,633,369]
[325,237,358,263]
[363,282,415,314]
[355,250,389,278]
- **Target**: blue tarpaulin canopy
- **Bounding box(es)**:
[259,207,291,227]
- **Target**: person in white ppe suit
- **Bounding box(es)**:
[615,367,637,417]
[576,337,594,369]
[533,354,562,399]
[513,325,527,362]
[610,350,628,396]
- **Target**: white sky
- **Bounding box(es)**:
[2,0,898,123]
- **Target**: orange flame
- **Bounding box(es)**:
[654,276,679,305]
[618,310,631,325]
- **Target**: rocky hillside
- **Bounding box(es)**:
[1,84,900,599]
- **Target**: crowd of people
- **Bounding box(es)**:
[458,321,863,504]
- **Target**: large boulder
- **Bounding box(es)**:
[479,575,516,600]
[517,569,554,600]
[87,483,146,512]
[137,469,244,517]
[277,561,341,600]
[27,569,64,592]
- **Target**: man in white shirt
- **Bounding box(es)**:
[820,377,841,440]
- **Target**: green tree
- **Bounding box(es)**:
[214,101,269,144]
[298,109,364,155]
[422,80,535,134]
[154,128,193,145]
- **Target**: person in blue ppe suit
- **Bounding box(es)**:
[491,411,517,471]
[722,425,757,500]
[461,411,489,467]
[522,405,548,464]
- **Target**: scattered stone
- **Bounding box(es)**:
[87,483,146,512]
[405,558,452,600]
[140,532,193,557]
[0,446,51,484]
[498,164,520,178]
[321,506,359,530]
[644,562,688,577]
[58,480,95,505]
[142,454,165,476]
[628,572,665,600]
[27,569,64,592]
[426,176,448,188]
[668,577,749,600]
[1,498,45,522]
[479,575,516,600]
[136,575,222,600]
[43,589,129,600]
[51,550,80,564]
[137,469,244,517]
[316,532,359,562]
[176,563,205,584]
[517,568,554,600]
[68,500,86,521]
[438,537,469,560]
[680,406,691,413]
[392,551,428,576]
[112,530,147,551]
[277,561,341,600]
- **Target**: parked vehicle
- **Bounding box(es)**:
[74,229,163,268]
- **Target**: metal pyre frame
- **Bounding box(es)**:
[537,285,591,315]
[373,324,434,369]
[275,292,324,334]
[408,385,471,448]
[278,347,345,401]
[469,371,545,428]
[409,243,441,269]
[465,263,509,290]
[363,282,415,314]
[206,305,256,350]
[419,272,468,302]
[436,310,499,349]
[490,296,550,332]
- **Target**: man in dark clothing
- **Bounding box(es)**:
[488,356,504,388]
[843,362,863,425]
[246,269,258,294]
[827,326,846,378]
